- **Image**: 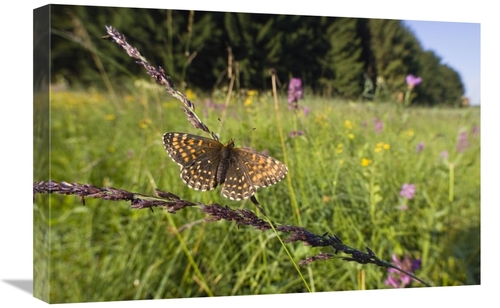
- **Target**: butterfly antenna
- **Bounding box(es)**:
[218,118,256,142]
[217,117,226,132]
[234,127,256,142]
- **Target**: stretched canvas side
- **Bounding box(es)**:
[33,4,51,303]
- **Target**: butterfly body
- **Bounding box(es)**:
[163,132,287,200]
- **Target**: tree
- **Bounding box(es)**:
[369,19,422,99]
[48,6,466,107]
[320,18,365,98]
[414,50,464,106]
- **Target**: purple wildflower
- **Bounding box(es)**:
[372,117,384,133]
[415,142,425,153]
[471,124,480,136]
[400,183,416,200]
[406,74,422,89]
[288,78,303,109]
[440,150,449,159]
[456,131,470,153]
[303,106,310,116]
[385,254,421,288]
[290,130,304,138]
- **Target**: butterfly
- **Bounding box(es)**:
[162,132,288,200]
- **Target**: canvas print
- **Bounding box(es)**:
[33,4,480,304]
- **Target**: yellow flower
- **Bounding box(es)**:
[244,89,259,106]
[247,89,259,96]
[185,89,197,101]
[104,114,116,121]
[344,120,354,130]
[375,142,390,152]
[139,118,151,129]
[348,133,354,140]
[314,114,328,128]
[361,158,372,167]
[336,143,343,154]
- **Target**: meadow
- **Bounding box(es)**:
[33,80,480,302]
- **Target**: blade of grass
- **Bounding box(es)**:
[163,211,214,297]
[262,214,311,293]
[270,71,301,226]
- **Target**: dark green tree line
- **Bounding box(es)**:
[49,4,464,106]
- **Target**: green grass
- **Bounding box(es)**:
[34,88,480,303]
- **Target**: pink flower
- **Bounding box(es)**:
[415,142,425,153]
[456,131,469,153]
[385,254,421,288]
[372,117,384,133]
[287,78,303,105]
[406,74,422,87]
[303,106,310,116]
[289,130,304,138]
[400,183,416,200]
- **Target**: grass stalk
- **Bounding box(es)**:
[163,212,214,297]
[262,214,311,292]
[270,71,301,225]
[449,162,455,202]
[217,74,236,136]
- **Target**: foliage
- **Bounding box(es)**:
[321,18,365,98]
[34,88,480,302]
[368,19,422,100]
[48,4,464,106]
[417,51,465,106]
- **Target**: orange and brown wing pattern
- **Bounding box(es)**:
[163,132,224,191]
[163,132,288,200]
[221,148,288,200]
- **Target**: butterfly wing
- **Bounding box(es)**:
[163,132,224,191]
[222,147,288,200]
